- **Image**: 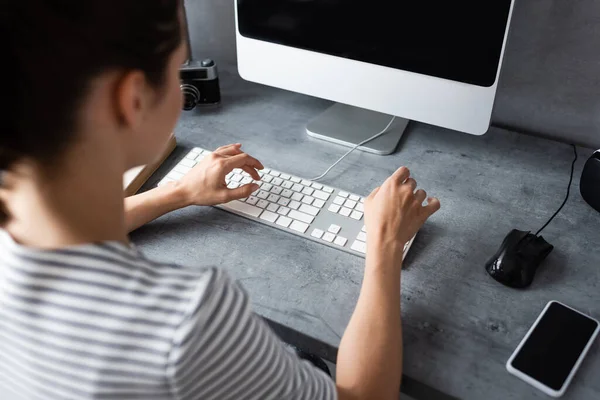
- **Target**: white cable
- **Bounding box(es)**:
[310,116,397,182]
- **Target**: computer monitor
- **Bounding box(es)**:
[235,1,516,155]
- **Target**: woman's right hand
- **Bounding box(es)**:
[364,166,440,263]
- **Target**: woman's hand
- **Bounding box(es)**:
[177,143,264,207]
[365,166,440,263]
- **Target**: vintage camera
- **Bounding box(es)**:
[180,59,221,111]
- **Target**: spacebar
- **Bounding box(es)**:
[223,201,262,218]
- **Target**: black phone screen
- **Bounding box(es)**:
[511,302,598,390]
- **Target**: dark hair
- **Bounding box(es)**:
[0,0,183,224]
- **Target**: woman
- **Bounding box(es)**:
[0,1,440,399]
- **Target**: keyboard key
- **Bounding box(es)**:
[323,232,335,243]
[226,172,234,179]
[276,216,292,228]
[167,171,185,180]
[277,198,290,206]
[313,191,330,201]
[289,210,314,224]
[291,193,304,201]
[257,200,269,209]
[231,174,243,182]
[272,178,284,186]
[282,181,294,189]
[262,183,273,192]
[311,229,324,239]
[271,186,283,195]
[328,224,341,234]
[334,236,348,247]
[351,240,367,254]
[351,211,363,220]
[262,168,271,173]
[302,187,314,196]
[262,175,273,183]
[361,225,367,232]
[246,196,259,205]
[185,152,197,159]
[339,207,352,217]
[339,191,349,198]
[158,178,175,186]
[233,168,243,174]
[311,183,323,190]
[282,189,294,198]
[292,184,304,192]
[267,194,280,203]
[257,191,269,200]
[349,194,360,201]
[290,177,301,183]
[323,186,334,193]
[174,164,191,175]
[267,203,279,213]
[301,179,312,186]
[180,158,197,168]
[344,200,357,209]
[313,199,325,208]
[301,196,314,205]
[333,197,345,205]
[277,207,290,216]
[280,173,291,180]
[328,204,341,213]
[241,176,253,184]
[357,232,367,242]
[290,220,309,233]
[299,204,320,216]
[227,182,240,189]
[260,210,279,223]
[356,203,365,212]
[270,171,281,177]
[289,201,301,210]
[224,200,263,218]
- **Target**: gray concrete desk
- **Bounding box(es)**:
[132,68,600,400]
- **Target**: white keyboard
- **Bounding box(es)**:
[160,147,415,258]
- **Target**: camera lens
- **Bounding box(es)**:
[181,84,201,111]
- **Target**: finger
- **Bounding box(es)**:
[224,153,265,171]
[423,197,441,217]
[414,189,427,204]
[391,166,410,183]
[241,166,261,181]
[225,183,260,202]
[405,178,417,191]
[214,143,243,156]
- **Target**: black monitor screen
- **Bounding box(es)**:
[237,0,513,87]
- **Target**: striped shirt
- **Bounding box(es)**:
[0,231,336,399]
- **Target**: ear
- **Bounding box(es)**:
[114,70,150,131]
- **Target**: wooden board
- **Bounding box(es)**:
[123,135,177,196]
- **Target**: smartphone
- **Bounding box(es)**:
[506,301,599,397]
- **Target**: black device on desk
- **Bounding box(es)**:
[506,301,599,397]
[580,150,600,212]
[486,145,579,288]
[180,59,221,111]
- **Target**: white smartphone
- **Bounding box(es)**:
[506,301,599,397]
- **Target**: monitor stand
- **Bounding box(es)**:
[306,103,409,155]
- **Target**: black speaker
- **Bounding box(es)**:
[580,150,600,212]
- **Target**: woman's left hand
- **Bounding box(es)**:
[177,143,264,206]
